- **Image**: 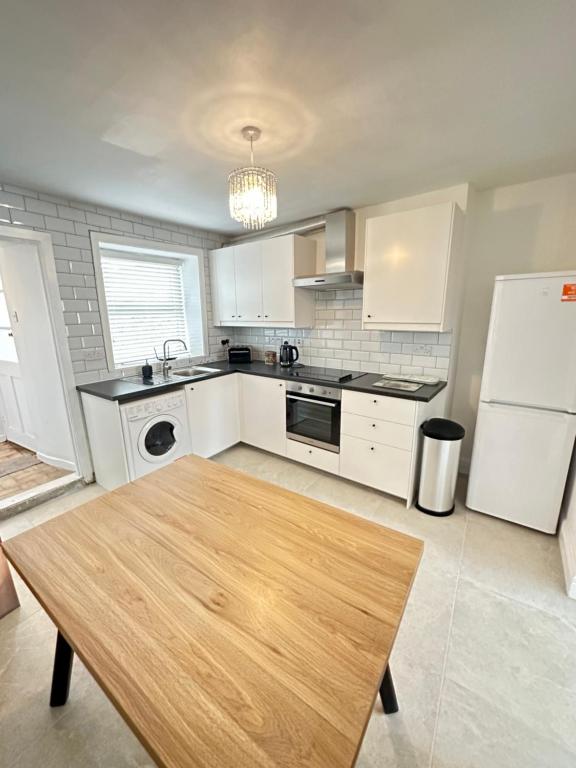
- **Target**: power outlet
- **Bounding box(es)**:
[413,344,433,356]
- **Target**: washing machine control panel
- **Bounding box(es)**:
[123,392,185,421]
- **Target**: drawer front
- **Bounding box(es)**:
[339,435,411,499]
[341,412,414,451]
[287,439,340,475]
[342,390,416,425]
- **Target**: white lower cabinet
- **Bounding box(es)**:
[239,374,287,455]
[339,390,417,500]
[181,372,448,507]
[286,439,339,475]
[341,390,416,424]
[341,412,413,451]
[339,435,412,499]
[186,375,240,458]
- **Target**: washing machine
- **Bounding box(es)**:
[120,391,191,481]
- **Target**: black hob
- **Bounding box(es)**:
[285,366,366,383]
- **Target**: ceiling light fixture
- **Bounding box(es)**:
[228,126,277,230]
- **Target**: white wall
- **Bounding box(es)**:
[451,172,576,467]
[0,182,227,384]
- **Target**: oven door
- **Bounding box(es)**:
[286,392,341,453]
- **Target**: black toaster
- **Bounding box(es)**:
[228,345,252,364]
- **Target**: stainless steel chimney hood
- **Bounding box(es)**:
[293,209,363,290]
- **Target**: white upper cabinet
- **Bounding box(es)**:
[362,202,464,332]
[210,247,237,323]
[261,236,294,322]
[210,234,316,328]
[234,241,263,322]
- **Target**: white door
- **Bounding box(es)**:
[210,248,237,323]
[187,375,240,458]
[0,362,35,449]
[363,202,453,324]
[481,273,576,411]
[239,374,286,455]
[234,242,263,322]
[262,236,294,323]
[0,241,76,470]
[467,401,576,532]
[0,274,35,448]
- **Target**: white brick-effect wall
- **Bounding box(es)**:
[0,182,228,384]
[228,289,452,378]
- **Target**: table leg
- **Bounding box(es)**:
[50,630,74,707]
[379,665,399,714]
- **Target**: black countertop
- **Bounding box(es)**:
[77,360,447,403]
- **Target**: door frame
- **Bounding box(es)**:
[0,226,93,481]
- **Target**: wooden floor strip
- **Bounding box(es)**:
[0,453,41,478]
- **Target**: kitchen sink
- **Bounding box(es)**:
[171,366,221,378]
[124,366,221,386]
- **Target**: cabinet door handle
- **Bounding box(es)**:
[264,314,269,318]
[257,314,261,318]
[370,446,375,451]
[372,423,376,428]
[308,450,313,454]
[373,399,378,404]
[367,314,372,318]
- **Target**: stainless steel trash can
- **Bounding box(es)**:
[416,419,465,516]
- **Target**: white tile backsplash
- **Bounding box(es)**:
[0,181,228,384]
[228,289,453,379]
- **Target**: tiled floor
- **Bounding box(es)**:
[1,445,575,767]
[0,442,71,501]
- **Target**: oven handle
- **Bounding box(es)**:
[286,394,338,407]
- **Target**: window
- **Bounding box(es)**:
[92,235,207,371]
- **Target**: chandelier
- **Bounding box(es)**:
[228,126,277,230]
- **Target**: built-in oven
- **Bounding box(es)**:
[286,381,341,453]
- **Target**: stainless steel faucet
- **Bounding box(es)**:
[161,338,187,378]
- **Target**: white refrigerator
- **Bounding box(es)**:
[467,271,576,533]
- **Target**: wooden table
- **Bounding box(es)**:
[2,455,423,767]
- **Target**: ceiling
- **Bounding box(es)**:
[2,0,576,234]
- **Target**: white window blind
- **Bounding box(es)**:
[100,252,199,368]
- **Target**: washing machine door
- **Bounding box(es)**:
[137,415,182,463]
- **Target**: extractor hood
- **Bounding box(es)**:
[293,209,363,290]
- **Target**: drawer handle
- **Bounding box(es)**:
[373,399,378,404]
[372,423,376,428]
[370,446,375,451]
[308,450,313,454]
[367,314,372,318]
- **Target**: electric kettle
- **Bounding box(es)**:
[279,341,299,367]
